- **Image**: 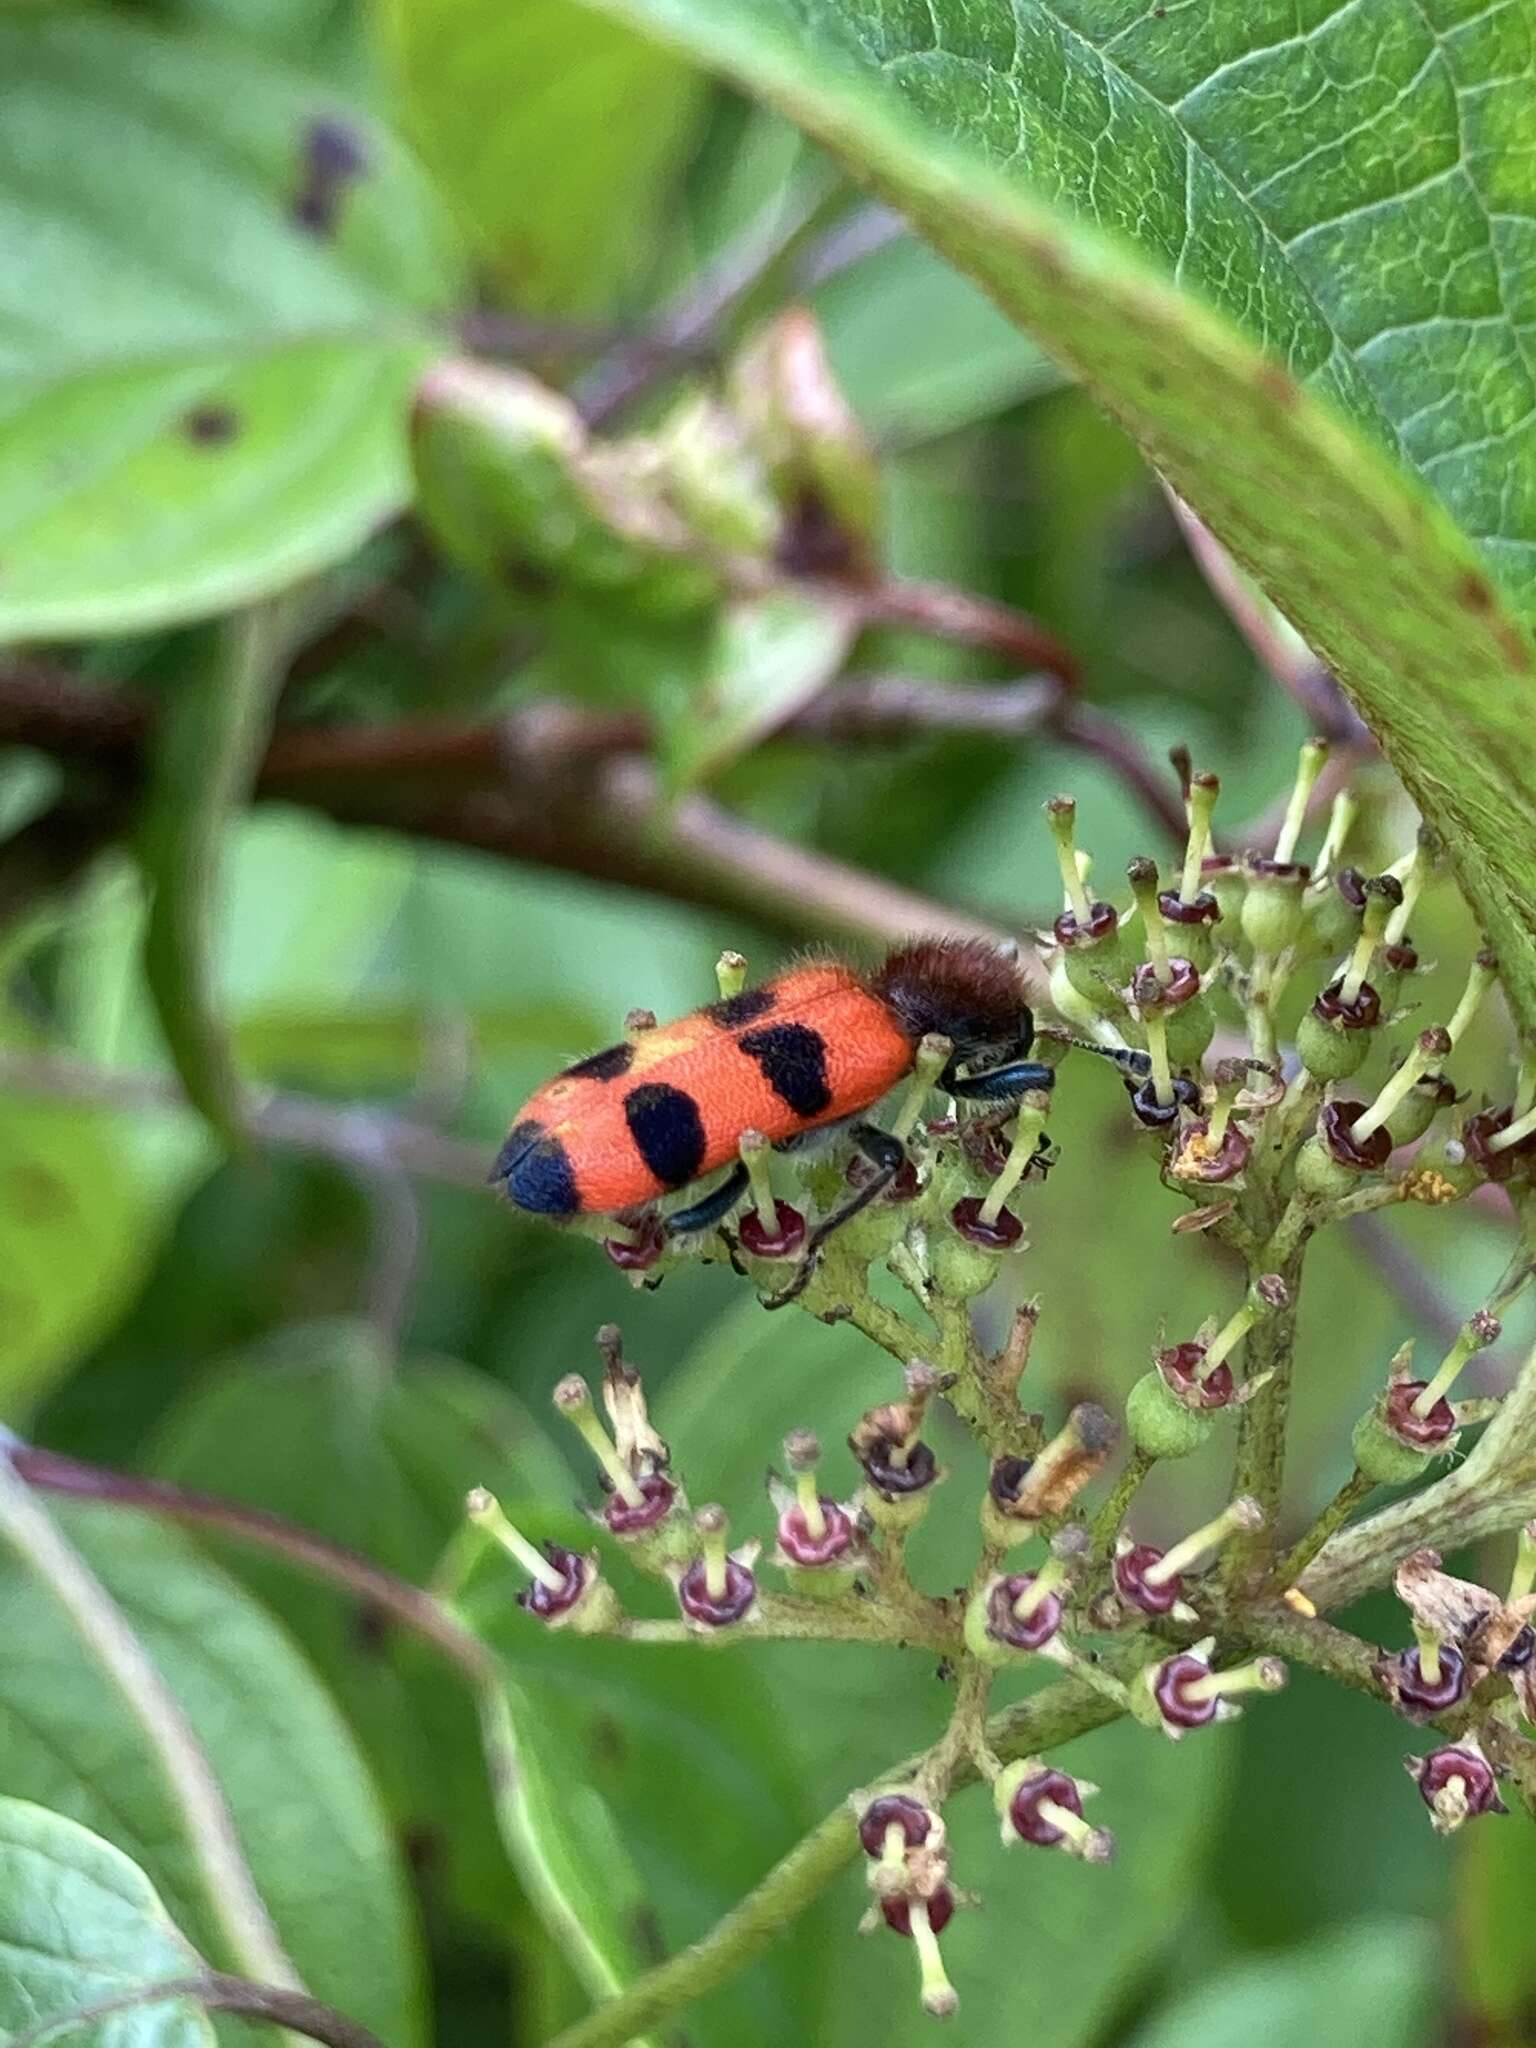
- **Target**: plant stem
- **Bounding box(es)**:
[0,1453,301,1994]
[1268,1470,1376,1591]
[1088,1449,1154,1559]
[7,1976,384,2048]
[7,1443,492,1681]
[540,1677,1121,2048]
[1226,1249,1304,1585]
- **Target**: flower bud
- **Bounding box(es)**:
[995,1761,1114,1861]
[464,1489,621,1633]
[1407,1742,1506,1832]
[677,1505,759,1630]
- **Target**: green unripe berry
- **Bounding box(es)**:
[1296,1007,1371,1081]
[1126,1371,1214,1458]
[1351,1410,1433,1486]
[1241,865,1307,956]
[929,1229,1008,1300]
[1163,997,1216,1068]
[1294,1134,1360,1199]
[1061,939,1127,1016]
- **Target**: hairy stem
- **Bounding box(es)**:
[1227,1249,1305,1585]
[1269,1470,1377,1592]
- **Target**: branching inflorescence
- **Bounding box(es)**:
[461,741,1536,2030]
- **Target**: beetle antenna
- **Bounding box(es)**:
[1065,1036,1153,1080]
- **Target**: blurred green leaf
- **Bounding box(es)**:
[0,12,458,639]
[0,1500,424,2048]
[151,1321,573,1918]
[0,1797,213,2048]
[1122,1921,1438,2048]
[0,1075,166,1420]
[137,608,294,1146]
[560,0,1536,1036]
[382,0,702,315]
[1456,1799,1536,2036]
[815,232,1064,446]
[659,590,854,788]
[470,1612,820,2047]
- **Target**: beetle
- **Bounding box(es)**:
[492,936,1140,1292]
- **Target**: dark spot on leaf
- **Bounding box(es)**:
[401,1824,443,1876]
[1458,571,1495,612]
[501,555,555,599]
[4,1162,75,1223]
[1256,362,1298,407]
[184,404,239,447]
[1495,622,1534,673]
[589,1714,628,1769]
[292,115,369,236]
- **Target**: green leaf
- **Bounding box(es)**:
[1122,1921,1438,2048]
[381,0,702,314]
[659,589,855,787]
[815,231,1064,446]
[150,1321,574,1915]
[0,12,459,639]
[0,1798,213,2048]
[560,0,1536,1034]
[0,1069,166,1419]
[137,608,294,1146]
[1456,1800,1536,2033]
[0,1500,424,2048]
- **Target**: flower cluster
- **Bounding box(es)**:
[460,743,1536,2025]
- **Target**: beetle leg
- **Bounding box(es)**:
[946,1058,1057,1103]
[762,1123,906,1309]
[662,1161,751,1238]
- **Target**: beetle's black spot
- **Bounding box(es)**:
[184,404,239,446]
[738,1023,831,1119]
[492,1118,579,1217]
[707,987,776,1027]
[292,116,369,235]
[565,1042,634,1083]
[624,1083,706,1188]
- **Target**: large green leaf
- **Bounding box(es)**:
[561,0,1536,1035]
[0,11,459,639]
[0,1798,213,2048]
[0,1501,424,2048]
[1122,1921,1437,2048]
[381,0,702,314]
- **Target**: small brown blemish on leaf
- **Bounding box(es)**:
[1495,622,1534,673]
[184,404,239,447]
[1457,571,1495,612]
[4,1162,74,1222]
[1256,362,1299,408]
[589,1713,628,1769]
[292,115,369,236]
[352,1600,391,1653]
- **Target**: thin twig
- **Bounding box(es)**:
[1049,700,1188,847]
[0,1452,301,1991]
[6,1444,493,1683]
[0,1050,489,1190]
[576,176,841,425]
[7,1974,384,2048]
